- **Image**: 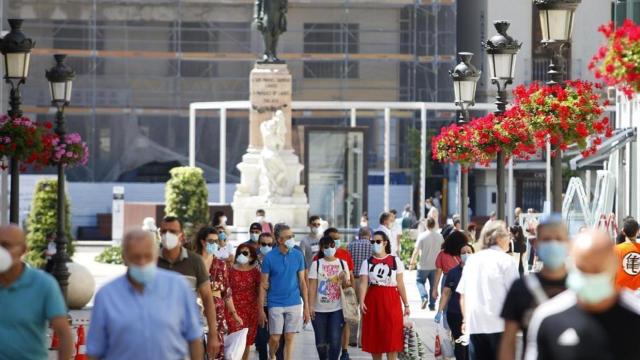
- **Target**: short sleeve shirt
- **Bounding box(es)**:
[359,255,404,286]
[614,241,640,290]
[313,248,354,273]
[444,265,463,314]
[157,248,209,291]
[308,258,348,312]
[416,230,444,270]
[435,252,460,274]
[261,247,306,308]
[0,266,67,360]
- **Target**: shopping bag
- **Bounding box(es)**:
[436,321,455,359]
[340,286,360,324]
[400,324,428,360]
[224,328,248,360]
[434,333,443,360]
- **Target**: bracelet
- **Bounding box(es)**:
[404,304,410,308]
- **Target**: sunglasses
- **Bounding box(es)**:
[370,240,384,245]
[260,242,275,247]
[205,238,218,244]
[239,251,251,257]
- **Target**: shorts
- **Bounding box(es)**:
[268,304,303,335]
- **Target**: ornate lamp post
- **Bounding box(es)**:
[534,0,580,212]
[46,54,74,298]
[450,52,480,229]
[0,19,34,223]
[483,21,522,221]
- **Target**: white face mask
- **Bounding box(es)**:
[220,216,227,225]
[0,246,13,273]
[256,216,264,223]
[161,232,180,250]
[311,226,321,235]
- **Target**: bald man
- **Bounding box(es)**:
[524,231,640,360]
[0,225,73,360]
[87,230,206,360]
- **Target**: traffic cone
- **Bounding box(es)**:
[49,328,59,350]
[74,325,87,360]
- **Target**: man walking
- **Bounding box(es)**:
[156,216,219,356]
[376,212,399,256]
[87,230,205,359]
[300,215,323,267]
[347,227,372,347]
[409,218,444,311]
[259,224,310,360]
[0,225,73,360]
[525,230,640,360]
[614,217,640,291]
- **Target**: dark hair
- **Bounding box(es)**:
[443,231,468,256]
[358,227,371,240]
[453,219,461,227]
[309,215,320,224]
[361,212,368,220]
[623,218,639,241]
[274,223,290,241]
[249,222,262,232]
[317,236,335,259]
[379,212,391,225]
[212,211,226,226]
[373,230,392,254]
[323,227,339,237]
[235,243,258,265]
[258,232,273,242]
[426,218,436,229]
[389,209,397,215]
[460,242,475,254]
[162,215,183,231]
[510,225,527,254]
[256,209,265,215]
[195,226,218,254]
[467,222,477,233]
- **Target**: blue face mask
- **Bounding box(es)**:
[537,241,568,270]
[129,263,157,286]
[373,243,383,254]
[250,233,260,242]
[334,240,342,248]
[285,239,296,249]
[461,253,470,264]
[206,243,219,255]
[260,246,272,255]
[218,232,227,242]
[567,269,615,304]
[324,247,337,258]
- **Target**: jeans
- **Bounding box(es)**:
[255,307,284,360]
[446,312,467,360]
[312,310,345,360]
[416,269,436,308]
[469,333,501,360]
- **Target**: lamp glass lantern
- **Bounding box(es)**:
[534,0,581,42]
[483,21,522,82]
[450,52,481,110]
[46,54,75,105]
[0,19,34,81]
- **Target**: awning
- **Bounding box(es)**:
[569,127,637,170]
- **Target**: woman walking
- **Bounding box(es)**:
[308,236,351,360]
[359,231,410,360]
[227,244,261,360]
[432,231,468,301]
[195,226,243,360]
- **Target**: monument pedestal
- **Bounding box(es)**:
[232,63,309,228]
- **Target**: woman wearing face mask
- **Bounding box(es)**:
[435,244,475,360]
[226,244,261,360]
[195,227,242,360]
[359,231,410,360]
[213,226,235,266]
[308,236,351,360]
[432,231,468,302]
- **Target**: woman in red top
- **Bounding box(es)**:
[227,244,261,360]
[432,231,468,301]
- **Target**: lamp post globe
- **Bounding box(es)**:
[483,21,521,221]
[534,0,581,44]
[45,54,74,299]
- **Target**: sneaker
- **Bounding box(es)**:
[340,350,350,360]
[428,305,436,311]
[421,299,428,309]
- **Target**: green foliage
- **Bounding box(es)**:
[399,230,414,267]
[95,246,123,264]
[25,179,74,268]
[165,166,210,239]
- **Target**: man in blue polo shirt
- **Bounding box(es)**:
[0,225,73,360]
[258,223,310,360]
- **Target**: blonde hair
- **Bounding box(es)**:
[481,220,509,249]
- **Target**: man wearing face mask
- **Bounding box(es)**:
[156,216,220,357]
[87,230,204,360]
[256,209,274,234]
[0,225,73,360]
[524,230,640,360]
[243,222,264,251]
[300,215,323,268]
[376,212,399,256]
[499,214,569,360]
[258,223,310,360]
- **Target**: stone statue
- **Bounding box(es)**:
[254,0,288,63]
[259,110,289,198]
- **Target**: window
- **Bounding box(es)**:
[303,23,359,79]
[170,22,218,77]
[53,20,105,75]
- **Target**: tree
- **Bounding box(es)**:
[165,166,210,239]
[25,179,74,268]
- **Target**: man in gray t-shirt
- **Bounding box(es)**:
[299,215,322,268]
[409,217,444,310]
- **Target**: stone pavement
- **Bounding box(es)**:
[53,245,438,359]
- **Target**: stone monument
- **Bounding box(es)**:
[232,0,308,228]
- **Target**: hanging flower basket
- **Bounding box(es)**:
[512,80,611,158]
[50,133,89,167]
[590,20,640,98]
[431,122,475,167]
[0,115,52,170]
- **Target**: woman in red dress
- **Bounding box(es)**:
[226,243,261,360]
[359,231,410,360]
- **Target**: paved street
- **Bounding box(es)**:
[57,244,438,360]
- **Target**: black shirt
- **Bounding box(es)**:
[501,273,567,356]
[525,291,640,360]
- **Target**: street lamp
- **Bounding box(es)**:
[0,19,34,224]
[483,21,521,221]
[450,52,480,229]
[46,54,74,298]
[534,0,580,212]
